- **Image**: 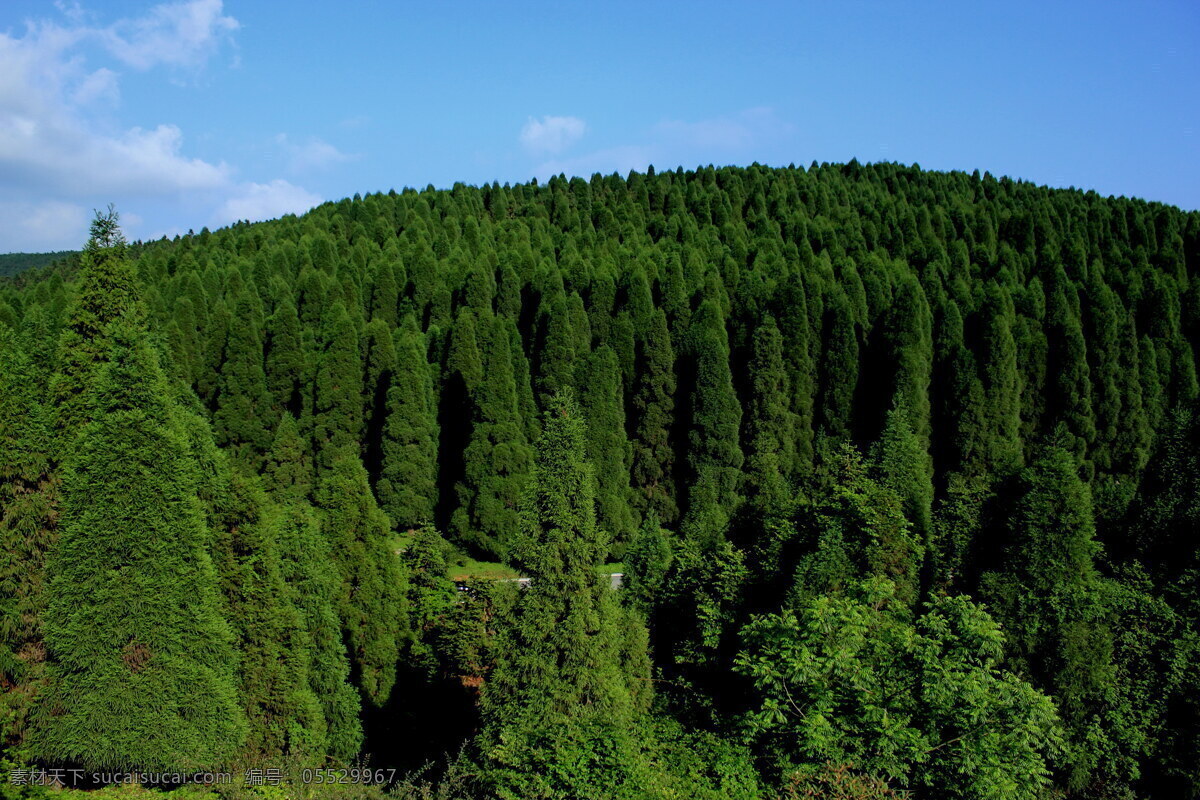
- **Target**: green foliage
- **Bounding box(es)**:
[2,166,1199,796]
[479,393,654,798]
[272,503,362,761]
[378,329,439,530]
[453,318,533,558]
[578,346,637,552]
[33,321,246,770]
[0,252,74,279]
[48,209,145,440]
[622,511,673,614]
[793,446,923,607]
[212,278,273,466]
[682,300,744,543]
[980,446,1118,790]
[312,303,363,466]
[401,525,459,675]
[630,308,678,523]
[0,330,57,758]
[744,317,798,507]
[738,579,1063,799]
[315,449,408,706]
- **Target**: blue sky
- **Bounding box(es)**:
[1,0,1197,252]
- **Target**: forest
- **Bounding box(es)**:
[1,161,1199,799]
[0,255,75,281]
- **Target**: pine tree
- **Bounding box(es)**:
[976,284,1023,476]
[315,448,407,706]
[213,471,324,763]
[369,257,400,328]
[980,446,1114,789]
[263,412,313,500]
[446,308,484,394]
[264,297,306,417]
[743,317,798,508]
[578,346,637,551]
[0,330,57,748]
[879,274,933,447]
[212,279,273,466]
[33,321,246,770]
[361,316,396,481]
[479,392,653,798]
[1045,269,1096,456]
[453,318,533,557]
[793,445,923,606]
[631,309,678,523]
[933,299,986,477]
[534,292,579,408]
[378,329,439,530]
[507,317,540,444]
[49,207,145,441]
[273,504,362,761]
[682,300,744,543]
[623,511,672,615]
[872,401,934,550]
[312,302,363,468]
[774,271,816,478]
[816,288,859,445]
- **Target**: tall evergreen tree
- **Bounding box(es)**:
[816,288,859,446]
[980,446,1115,790]
[312,302,363,468]
[976,284,1023,477]
[630,308,678,523]
[0,330,57,749]
[578,346,637,551]
[682,300,744,543]
[479,392,653,798]
[33,321,246,770]
[378,328,439,530]
[315,448,407,706]
[453,318,533,557]
[743,317,798,508]
[264,297,306,417]
[212,279,273,465]
[48,207,144,441]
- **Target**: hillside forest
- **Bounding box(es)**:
[2,162,1200,799]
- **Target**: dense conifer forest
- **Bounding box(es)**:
[2,162,1199,799]
[0,254,75,280]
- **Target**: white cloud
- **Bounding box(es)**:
[99,0,239,71]
[520,115,586,155]
[274,134,353,173]
[0,2,327,251]
[0,4,237,200]
[214,180,322,226]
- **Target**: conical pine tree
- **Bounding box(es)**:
[33,321,246,770]
[682,300,744,543]
[0,330,58,747]
[630,308,678,523]
[377,328,439,530]
[453,318,533,557]
[49,207,145,441]
[578,346,637,551]
[479,392,653,798]
[315,448,408,706]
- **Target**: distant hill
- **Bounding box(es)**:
[0,251,75,278]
